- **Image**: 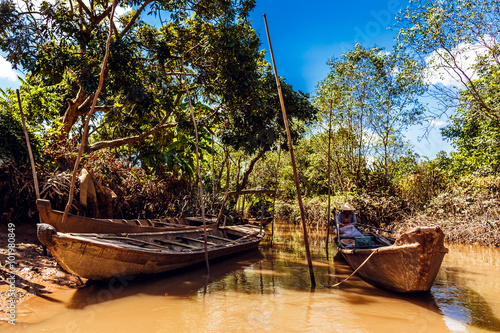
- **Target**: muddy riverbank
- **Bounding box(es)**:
[0,223,83,323]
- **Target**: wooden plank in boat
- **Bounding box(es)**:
[177,236,217,246]
[95,235,199,249]
[207,235,232,242]
[155,239,200,249]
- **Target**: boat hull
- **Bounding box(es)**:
[36,199,215,233]
[335,226,448,293]
[37,223,264,280]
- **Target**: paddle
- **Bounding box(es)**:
[357,223,394,234]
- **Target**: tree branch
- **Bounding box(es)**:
[94,5,113,24]
[87,87,183,152]
[75,0,93,18]
[88,123,177,151]
[236,149,266,193]
[119,0,154,38]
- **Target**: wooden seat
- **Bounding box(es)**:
[206,235,232,242]
[177,236,216,246]
[155,239,199,249]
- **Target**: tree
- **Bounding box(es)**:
[217,66,318,193]
[441,97,500,175]
[396,0,500,121]
[0,0,261,165]
[396,0,500,176]
[314,45,425,186]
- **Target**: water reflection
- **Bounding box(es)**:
[433,266,500,332]
[67,250,265,309]
[4,222,500,333]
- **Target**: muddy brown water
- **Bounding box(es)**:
[3,223,500,332]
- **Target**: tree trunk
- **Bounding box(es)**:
[236,149,265,193]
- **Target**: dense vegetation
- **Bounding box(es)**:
[1,0,499,246]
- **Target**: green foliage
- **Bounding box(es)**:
[218,70,318,155]
[0,0,268,174]
[396,159,447,210]
[0,88,43,164]
[396,0,500,120]
[1,75,67,127]
[442,108,500,175]
[314,45,425,188]
[159,129,213,179]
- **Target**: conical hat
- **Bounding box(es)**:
[340,202,355,211]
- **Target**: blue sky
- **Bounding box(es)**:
[0,0,454,159]
[249,0,400,93]
[248,0,454,159]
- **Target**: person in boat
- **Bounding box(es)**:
[336,203,364,238]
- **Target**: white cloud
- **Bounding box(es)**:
[114,4,132,19]
[0,56,19,82]
[425,37,494,87]
[429,119,446,127]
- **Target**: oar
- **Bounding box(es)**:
[336,208,340,245]
[357,223,394,234]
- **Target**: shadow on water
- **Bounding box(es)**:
[66,249,264,309]
[59,222,500,333]
[432,266,500,332]
[329,241,500,332]
[329,242,500,332]
[330,253,443,313]
[279,222,500,332]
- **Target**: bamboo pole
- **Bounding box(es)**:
[215,153,231,227]
[326,100,333,259]
[17,90,40,202]
[270,143,282,247]
[264,14,316,287]
[183,74,210,275]
[211,132,215,212]
[62,0,118,224]
[17,89,44,254]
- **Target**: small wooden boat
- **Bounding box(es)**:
[36,199,217,233]
[334,226,448,293]
[37,223,265,280]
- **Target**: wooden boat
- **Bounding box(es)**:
[37,223,265,280]
[36,199,217,233]
[333,226,448,293]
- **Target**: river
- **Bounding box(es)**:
[3,222,500,332]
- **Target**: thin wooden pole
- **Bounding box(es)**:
[17,90,40,201]
[270,143,282,247]
[211,132,215,213]
[215,153,231,227]
[183,75,210,275]
[326,100,333,259]
[241,193,246,219]
[62,0,118,224]
[264,14,316,288]
[18,89,45,255]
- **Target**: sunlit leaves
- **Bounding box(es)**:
[315,45,426,185]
